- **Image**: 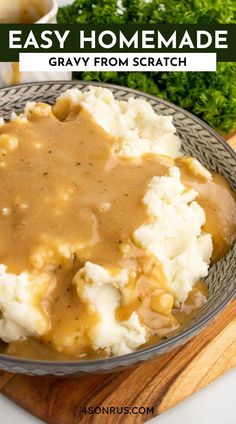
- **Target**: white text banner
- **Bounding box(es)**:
[20,53,216,72]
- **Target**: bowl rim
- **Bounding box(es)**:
[0,80,235,370]
[36,0,58,23]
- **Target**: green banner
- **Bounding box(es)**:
[0,24,235,62]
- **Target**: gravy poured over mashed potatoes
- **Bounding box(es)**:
[0,87,235,360]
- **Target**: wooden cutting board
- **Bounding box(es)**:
[0,135,235,424]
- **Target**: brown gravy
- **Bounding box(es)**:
[0,0,47,24]
[10,63,21,85]
[177,158,236,262]
[0,102,235,360]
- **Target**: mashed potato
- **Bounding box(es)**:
[71,166,213,353]
[1,86,228,359]
[73,262,147,356]
[53,86,181,158]
[0,265,55,342]
[133,167,213,302]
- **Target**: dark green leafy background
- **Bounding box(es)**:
[58,0,236,133]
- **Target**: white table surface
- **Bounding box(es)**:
[0,1,235,423]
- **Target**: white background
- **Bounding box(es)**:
[0,1,235,423]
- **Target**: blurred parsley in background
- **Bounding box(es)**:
[58,0,236,134]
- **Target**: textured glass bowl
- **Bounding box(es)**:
[0,81,235,376]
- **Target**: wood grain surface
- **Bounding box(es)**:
[0,135,235,424]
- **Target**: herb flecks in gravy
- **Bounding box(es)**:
[0,102,235,360]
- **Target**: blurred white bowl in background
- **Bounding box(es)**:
[0,0,72,86]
